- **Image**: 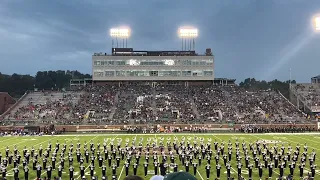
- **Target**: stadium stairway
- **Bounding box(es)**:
[189,95,200,120]
[108,91,120,120]
[4,92,45,118]
[151,87,158,117]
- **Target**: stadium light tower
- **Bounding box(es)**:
[110,28,130,48]
[179,28,198,51]
[314,16,320,31]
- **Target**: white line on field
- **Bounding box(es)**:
[0,136,59,150]
[0,137,16,143]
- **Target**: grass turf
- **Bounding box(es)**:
[1,133,320,180]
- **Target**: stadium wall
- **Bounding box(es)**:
[92,55,214,81]
[0,124,316,132]
[0,92,15,115]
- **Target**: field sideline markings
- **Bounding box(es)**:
[292,134,320,145]
[0,137,18,143]
[0,136,58,150]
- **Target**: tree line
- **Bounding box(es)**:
[0,70,91,98]
[0,71,295,98]
[238,78,296,98]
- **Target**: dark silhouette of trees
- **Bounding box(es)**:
[239,78,296,98]
[0,71,296,99]
[0,70,91,98]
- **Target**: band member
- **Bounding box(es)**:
[311,164,316,178]
[69,165,74,180]
[193,162,198,176]
[205,163,210,179]
[289,161,295,176]
[36,164,42,179]
[46,165,52,180]
[112,163,117,175]
[58,165,63,179]
[226,162,231,179]
[237,162,242,178]
[24,166,29,180]
[215,163,221,179]
[173,163,178,172]
[133,162,138,175]
[258,163,263,179]
[102,164,107,177]
[299,163,304,179]
[248,164,253,180]
[144,161,148,177]
[98,155,103,167]
[268,162,273,178]
[90,164,95,177]
[125,161,130,176]
[185,161,190,173]
[279,162,284,179]
[154,161,159,175]
[13,167,19,180]
[80,164,85,178]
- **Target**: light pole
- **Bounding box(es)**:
[110,28,130,48]
[178,28,198,51]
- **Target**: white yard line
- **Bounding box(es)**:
[0,137,17,143]
[117,165,125,180]
[0,136,59,150]
[293,134,320,144]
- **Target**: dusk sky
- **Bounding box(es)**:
[1,0,320,82]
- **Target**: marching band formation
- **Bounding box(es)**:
[0,136,317,180]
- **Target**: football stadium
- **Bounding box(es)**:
[0,27,320,180]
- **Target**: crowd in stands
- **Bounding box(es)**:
[1,83,308,125]
[240,124,316,133]
[293,84,320,107]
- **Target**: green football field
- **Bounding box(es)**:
[1,133,320,180]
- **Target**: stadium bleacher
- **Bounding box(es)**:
[1,84,307,125]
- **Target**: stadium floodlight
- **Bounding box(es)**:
[110,28,130,38]
[110,28,130,48]
[178,28,198,51]
[314,16,320,31]
[179,28,198,38]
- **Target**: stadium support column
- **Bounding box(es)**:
[116,37,118,48]
[193,38,195,50]
[182,38,184,51]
